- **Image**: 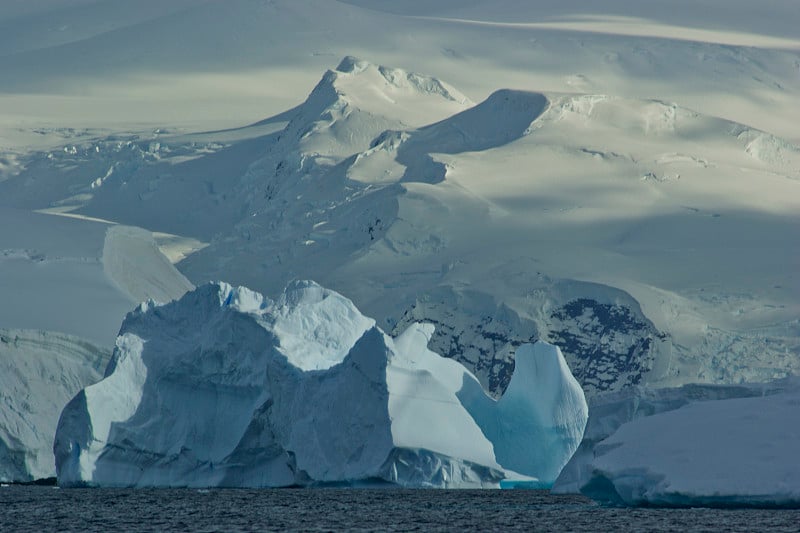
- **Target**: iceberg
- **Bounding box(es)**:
[0,329,109,482]
[54,281,587,488]
[553,380,800,507]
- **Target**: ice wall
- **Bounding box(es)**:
[54,281,587,488]
[553,379,800,507]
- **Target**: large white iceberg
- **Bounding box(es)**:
[54,281,587,488]
[554,380,800,507]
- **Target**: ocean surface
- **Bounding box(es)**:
[2,486,799,532]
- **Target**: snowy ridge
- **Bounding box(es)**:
[54,281,587,488]
[2,0,798,140]
[0,329,109,481]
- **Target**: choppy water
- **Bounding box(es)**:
[2,486,799,532]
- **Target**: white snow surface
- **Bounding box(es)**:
[0,207,193,346]
[53,281,587,488]
[566,380,800,507]
[0,329,109,481]
[1,0,798,139]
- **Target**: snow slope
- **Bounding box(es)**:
[54,281,587,488]
[562,379,800,507]
[0,329,109,481]
[1,1,797,140]
[0,207,193,346]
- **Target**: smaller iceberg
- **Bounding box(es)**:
[0,330,109,482]
[54,281,587,488]
[554,380,800,507]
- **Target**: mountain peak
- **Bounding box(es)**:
[277,57,472,159]
[335,55,370,74]
[330,56,471,106]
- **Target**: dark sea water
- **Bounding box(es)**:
[2,486,799,532]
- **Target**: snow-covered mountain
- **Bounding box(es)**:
[2,1,798,139]
[3,50,797,399]
[54,281,587,488]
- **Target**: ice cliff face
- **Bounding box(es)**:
[0,330,109,481]
[54,281,587,488]
[553,379,800,507]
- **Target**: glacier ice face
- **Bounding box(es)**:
[553,379,800,507]
[552,382,772,495]
[54,281,587,488]
[0,329,109,482]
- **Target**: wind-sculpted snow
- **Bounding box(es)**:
[0,329,109,482]
[553,379,800,506]
[54,281,587,488]
[370,89,548,185]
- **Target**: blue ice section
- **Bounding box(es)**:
[458,342,588,486]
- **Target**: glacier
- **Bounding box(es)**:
[54,280,587,488]
[553,379,800,507]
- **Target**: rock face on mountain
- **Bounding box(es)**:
[54,281,587,488]
[390,284,667,398]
